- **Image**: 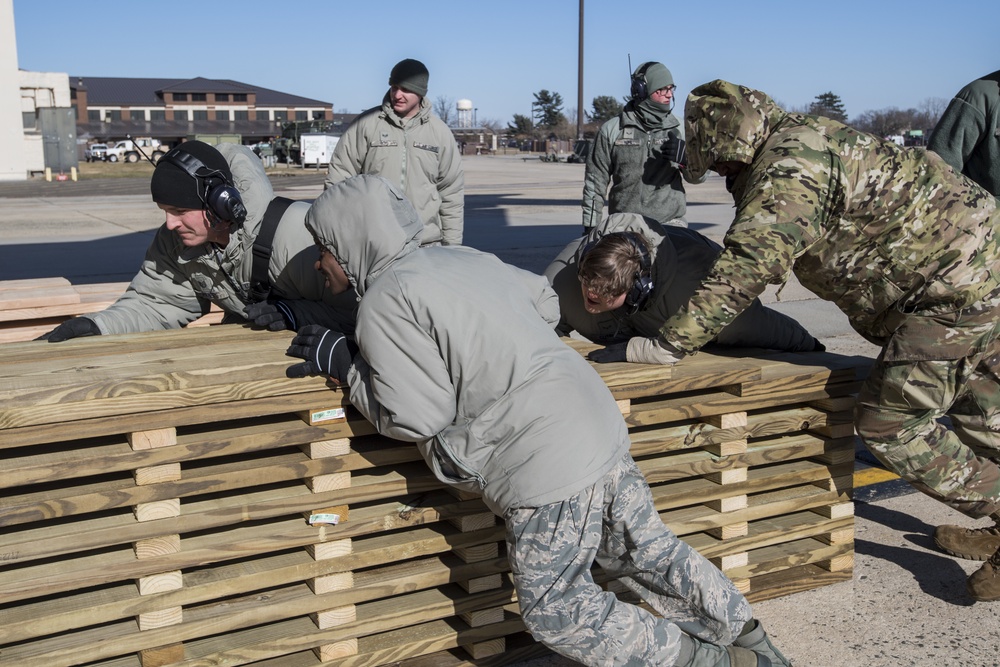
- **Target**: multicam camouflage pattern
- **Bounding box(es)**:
[505,454,751,665]
[857,285,1000,519]
[666,79,1000,354]
[669,79,1000,518]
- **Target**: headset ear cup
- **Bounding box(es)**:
[206,184,247,226]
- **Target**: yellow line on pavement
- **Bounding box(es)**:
[854,466,899,487]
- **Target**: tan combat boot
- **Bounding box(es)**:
[967,544,1000,602]
[933,515,1000,561]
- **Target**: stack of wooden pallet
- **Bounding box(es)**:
[0,278,222,343]
[0,326,864,667]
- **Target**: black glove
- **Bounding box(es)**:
[285,325,358,381]
[244,300,295,331]
[36,317,101,343]
[663,132,686,168]
[587,342,628,363]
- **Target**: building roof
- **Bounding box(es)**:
[73,76,331,107]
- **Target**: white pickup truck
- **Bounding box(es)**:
[106,138,167,164]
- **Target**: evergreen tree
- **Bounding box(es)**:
[590,95,623,124]
[533,90,565,129]
[809,92,848,123]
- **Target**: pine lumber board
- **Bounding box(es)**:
[627,404,853,457]
[0,461,450,566]
[0,389,373,449]
[0,418,408,490]
[624,380,860,428]
[636,433,854,485]
[0,438,424,525]
[684,511,854,559]
[0,283,80,310]
[0,282,129,323]
[2,554,512,665]
[744,562,853,603]
[659,482,850,537]
[724,536,854,580]
[647,460,855,512]
[163,582,519,667]
[0,510,504,644]
[0,494,502,604]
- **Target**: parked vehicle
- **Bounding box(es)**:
[300,133,339,167]
[106,138,167,164]
[84,143,108,162]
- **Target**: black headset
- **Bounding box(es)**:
[630,62,655,101]
[160,148,248,226]
[579,232,654,312]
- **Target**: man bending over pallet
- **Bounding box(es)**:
[282,173,791,667]
[38,140,355,342]
[630,79,1000,602]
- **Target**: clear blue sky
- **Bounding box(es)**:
[13,0,999,126]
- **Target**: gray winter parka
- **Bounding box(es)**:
[544,213,819,352]
[325,95,464,246]
[90,143,356,335]
[305,175,630,516]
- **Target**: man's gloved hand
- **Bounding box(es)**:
[588,342,628,363]
[36,317,101,343]
[663,132,687,168]
[626,336,685,365]
[244,300,296,331]
[285,324,358,381]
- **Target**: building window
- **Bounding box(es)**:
[130,110,145,121]
[295,111,308,120]
[216,93,229,102]
[108,110,122,121]
[175,110,189,121]
[234,110,248,120]
[233,93,247,102]
[193,110,208,120]
[150,110,165,121]
[313,111,324,120]
[173,93,187,102]
[22,111,36,129]
[192,93,207,102]
[88,110,101,122]
[274,111,287,121]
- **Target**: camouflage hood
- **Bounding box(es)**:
[684,80,787,180]
[305,174,424,297]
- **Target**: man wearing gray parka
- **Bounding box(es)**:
[325,58,464,246]
[285,174,787,667]
[39,141,355,342]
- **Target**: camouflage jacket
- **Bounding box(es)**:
[662,80,1000,357]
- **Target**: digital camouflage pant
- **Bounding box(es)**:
[504,454,752,667]
[857,291,1000,519]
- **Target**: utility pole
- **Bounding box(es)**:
[577,0,584,141]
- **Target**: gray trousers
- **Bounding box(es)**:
[505,454,752,667]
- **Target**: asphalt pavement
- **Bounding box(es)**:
[1,155,998,666]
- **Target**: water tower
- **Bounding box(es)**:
[456,99,474,128]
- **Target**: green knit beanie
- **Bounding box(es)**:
[642,63,674,94]
[389,59,429,97]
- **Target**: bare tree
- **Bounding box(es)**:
[433,95,456,126]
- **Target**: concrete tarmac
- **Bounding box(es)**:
[2,156,998,666]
